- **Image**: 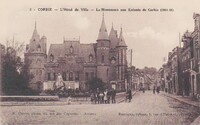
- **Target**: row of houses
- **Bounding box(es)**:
[159,13,200,99]
[127,66,158,91]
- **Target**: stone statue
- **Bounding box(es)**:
[54,73,65,90]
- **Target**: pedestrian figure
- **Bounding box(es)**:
[99,92,104,104]
[104,89,108,104]
[143,87,145,93]
[127,89,132,102]
[125,91,129,102]
[93,92,98,104]
[111,89,116,103]
[67,95,72,105]
[157,86,160,94]
[153,85,156,94]
[107,90,111,104]
[96,88,100,104]
[90,92,94,104]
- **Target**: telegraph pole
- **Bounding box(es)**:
[130,49,133,90]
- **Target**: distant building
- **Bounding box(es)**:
[132,68,157,90]
[167,47,182,95]
[181,30,193,96]
[25,15,128,91]
[159,63,171,93]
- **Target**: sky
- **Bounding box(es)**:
[0,0,200,69]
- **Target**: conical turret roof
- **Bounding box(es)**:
[97,14,109,40]
[109,24,118,48]
[31,21,40,40]
[117,27,127,47]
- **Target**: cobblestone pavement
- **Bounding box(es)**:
[1,91,199,125]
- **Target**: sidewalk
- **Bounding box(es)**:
[161,92,200,125]
[161,92,200,108]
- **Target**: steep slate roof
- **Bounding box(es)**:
[63,40,80,55]
[48,42,96,63]
[117,27,127,47]
[109,25,118,49]
[79,43,96,62]
[97,14,109,40]
[48,44,64,62]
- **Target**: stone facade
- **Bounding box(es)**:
[190,13,200,97]
[181,31,193,96]
[167,47,182,95]
[24,22,47,90]
[25,15,127,91]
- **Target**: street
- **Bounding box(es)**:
[1,91,199,125]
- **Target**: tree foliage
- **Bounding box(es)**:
[2,40,36,95]
[85,78,108,92]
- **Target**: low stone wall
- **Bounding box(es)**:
[0,96,59,101]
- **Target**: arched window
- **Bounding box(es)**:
[70,45,73,54]
[101,55,105,63]
[48,73,51,81]
[37,44,41,52]
[69,72,73,81]
[75,72,79,81]
[50,54,54,62]
[89,54,93,62]
[62,72,66,81]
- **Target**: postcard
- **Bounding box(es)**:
[0,0,200,125]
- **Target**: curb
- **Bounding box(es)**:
[161,92,200,125]
[161,93,200,109]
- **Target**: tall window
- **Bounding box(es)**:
[121,50,123,64]
[107,69,109,80]
[50,54,54,62]
[89,54,93,62]
[53,73,56,81]
[48,73,51,81]
[69,72,73,81]
[85,72,89,80]
[101,55,104,63]
[62,72,66,81]
[70,45,73,54]
[75,72,79,81]
[91,72,94,79]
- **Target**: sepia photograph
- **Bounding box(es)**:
[0,0,200,125]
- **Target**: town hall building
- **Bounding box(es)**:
[24,15,128,91]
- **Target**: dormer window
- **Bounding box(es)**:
[70,45,73,54]
[101,55,105,63]
[50,54,54,62]
[37,44,41,52]
[89,54,93,62]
